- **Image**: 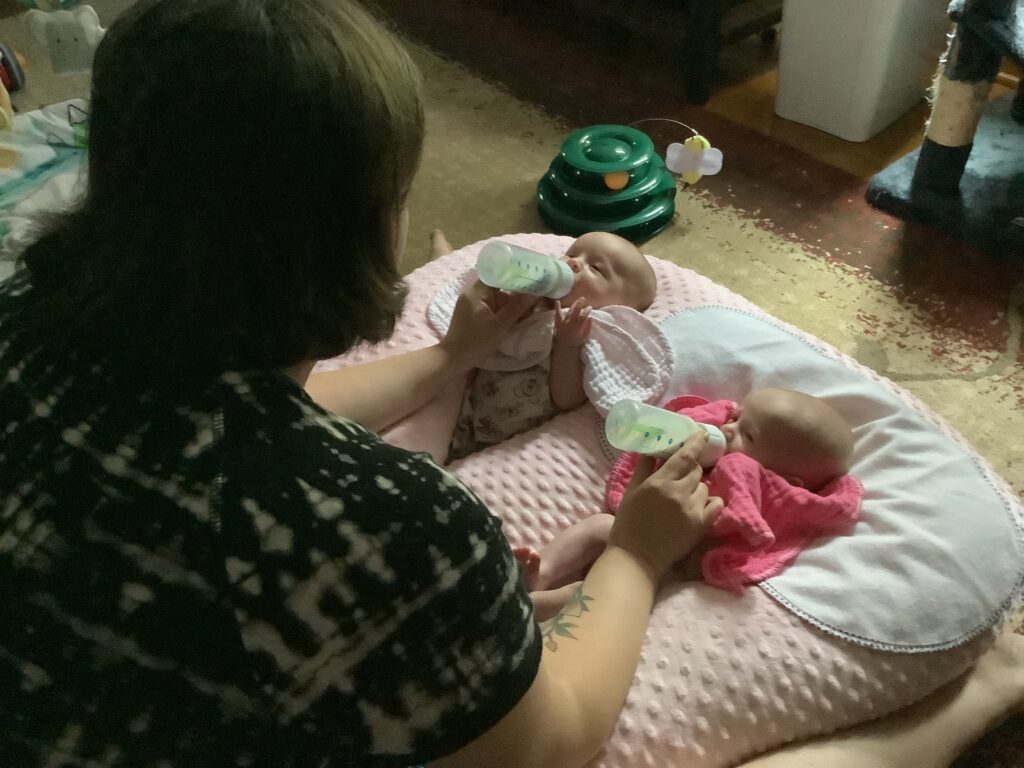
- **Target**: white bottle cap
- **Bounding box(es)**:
[549,259,575,299]
[698,424,727,468]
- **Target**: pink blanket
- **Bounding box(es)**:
[605,395,863,592]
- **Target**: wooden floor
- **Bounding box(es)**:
[705,33,1014,181]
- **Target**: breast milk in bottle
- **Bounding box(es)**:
[605,399,727,467]
[476,240,575,299]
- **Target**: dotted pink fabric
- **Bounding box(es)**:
[315,234,992,768]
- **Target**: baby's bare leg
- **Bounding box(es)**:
[674,537,718,582]
[530,581,584,623]
[535,513,614,591]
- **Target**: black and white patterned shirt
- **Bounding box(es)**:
[0,272,541,767]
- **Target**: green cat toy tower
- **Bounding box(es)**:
[537,124,677,243]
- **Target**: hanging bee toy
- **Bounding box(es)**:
[634,118,724,187]
[536,118,723,243]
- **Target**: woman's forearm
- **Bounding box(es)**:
[439,440,715,768]
[305,344,471,432]
[537,545,657,765]
[307,282,538,431]
[437,545,658,768]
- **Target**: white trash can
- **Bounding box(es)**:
[775,0,951,142]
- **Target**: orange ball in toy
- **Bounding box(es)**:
[603,171,630,190]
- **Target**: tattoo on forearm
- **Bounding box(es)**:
[540,587,593,651]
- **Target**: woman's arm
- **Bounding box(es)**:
[433,546,659,768]
[305,344,470,434]
[435,437,721,768]
[305,282,534,432]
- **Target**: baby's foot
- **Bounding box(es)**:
[513,546,542,591]
[430,229,454,260]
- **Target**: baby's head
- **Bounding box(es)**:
[559,231,657,311]
[720,388,854,490]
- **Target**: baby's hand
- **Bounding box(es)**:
[554,298,593,347]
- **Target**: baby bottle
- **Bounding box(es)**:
[476,240,575,299]
[605,399,727,467]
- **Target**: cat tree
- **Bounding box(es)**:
[866,0,1024,253]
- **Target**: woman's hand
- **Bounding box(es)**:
[553,298,593,348]
[608,432,723,582]
[440,281,536,368]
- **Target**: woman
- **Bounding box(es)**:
[0,1,1019,766]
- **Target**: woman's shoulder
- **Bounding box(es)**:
[216,368,424,466]
[216,368,369,443]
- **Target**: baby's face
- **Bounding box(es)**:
[720,389,853,489]
[720,390,791,474]
[558,232,656,310]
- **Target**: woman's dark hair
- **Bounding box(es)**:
[12,0,424,373]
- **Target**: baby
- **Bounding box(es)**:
[440,230,658,462]
[717,388,854,491]
[518,388,856,619]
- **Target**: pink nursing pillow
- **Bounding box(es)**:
[316,234,1005,768]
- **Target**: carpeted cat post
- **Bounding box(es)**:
[867,0,1024,253]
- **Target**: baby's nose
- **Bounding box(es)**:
[720,422,736,440]
[566,258,581,274]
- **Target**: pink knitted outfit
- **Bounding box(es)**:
[605,395,863,593]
